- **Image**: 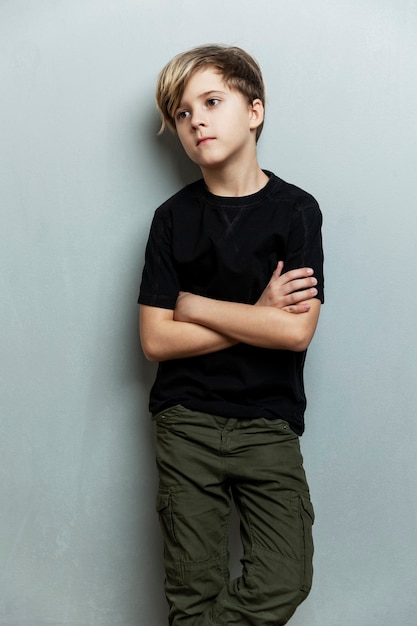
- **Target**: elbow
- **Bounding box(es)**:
[290,336,311,353]
[143,350,159,363]
[140,337,162,362]
[284,328,314,353]
[139,307,175,362]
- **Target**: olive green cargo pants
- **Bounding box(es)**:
[154,405,314,626]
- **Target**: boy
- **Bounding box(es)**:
[139,45,324,625]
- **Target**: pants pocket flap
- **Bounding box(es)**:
[156,491,171,513]
[300,495,315,524]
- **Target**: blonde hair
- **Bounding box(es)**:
[156,44,266,141]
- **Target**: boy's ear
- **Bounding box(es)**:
[249,98,264,130]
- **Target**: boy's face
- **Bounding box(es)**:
[174,67,263,171]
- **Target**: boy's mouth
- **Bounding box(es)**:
[196,137,215,147]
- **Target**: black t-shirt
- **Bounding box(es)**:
[138,171,324,435]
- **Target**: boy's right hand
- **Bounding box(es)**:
[255,261,318,313]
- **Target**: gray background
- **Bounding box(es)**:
[1,1,417,624]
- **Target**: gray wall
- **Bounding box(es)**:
[1,1,416,624]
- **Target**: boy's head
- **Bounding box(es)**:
[156,44,266,141]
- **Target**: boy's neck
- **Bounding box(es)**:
[201,162,269,198]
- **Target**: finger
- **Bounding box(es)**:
[268,277,318,301]
[279,267,315,284]
[270,260,284,281]
[283,301,312,314]
[275,276,317,298]
[286,287,318,304]
[288,276,318,293]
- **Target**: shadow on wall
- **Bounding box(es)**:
[129,115,202,624]
[147,116,201,189]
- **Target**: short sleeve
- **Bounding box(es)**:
[285,199,324,303]
[138,209,180,310]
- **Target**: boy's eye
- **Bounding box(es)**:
[176,110,190,121]
[207,98,220,107]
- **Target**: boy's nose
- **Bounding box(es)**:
[191,110,207,129]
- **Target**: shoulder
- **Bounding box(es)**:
[266,172,322,227]
[154,179,205,219]
[268,171,319,206]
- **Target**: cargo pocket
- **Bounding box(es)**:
[156,488,182,585]
[298,494,315,593]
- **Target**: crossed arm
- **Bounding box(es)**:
[140,262,321,362]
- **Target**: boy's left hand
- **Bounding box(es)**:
[255,261,318,313]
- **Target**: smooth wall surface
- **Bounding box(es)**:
[1,1,416,624]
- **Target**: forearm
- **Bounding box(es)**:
[139,305,237,362]
[140,265,321,361]
[175,294,321,352]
